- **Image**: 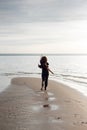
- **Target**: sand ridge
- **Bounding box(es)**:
[0,77,87,130]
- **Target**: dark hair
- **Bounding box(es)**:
[40,56,47,64]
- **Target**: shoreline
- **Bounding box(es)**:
[0,77,87,130]
[50,77,87,97]
[1,75,87,97]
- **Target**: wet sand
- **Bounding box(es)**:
[0,77,87,130]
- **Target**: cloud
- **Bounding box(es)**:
[0,0,87,24]
[0,20,87,46]
[0,0,87,54]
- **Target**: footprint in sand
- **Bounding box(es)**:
[81,121,87,125]
[74,113,80,118]
[43,104,59,111]
[43,104,50,107]
[73,121,87,126]
[51,116,63,123]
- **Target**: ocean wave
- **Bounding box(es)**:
[1,71,87,86]
[0,72,41,76]
[63,77,87,85]
[53,73,87,86]
[61,74,87,79]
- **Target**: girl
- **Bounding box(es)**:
[38,56,53,91]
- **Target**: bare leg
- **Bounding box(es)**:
[45,76,48,90]
[41,80,45,90]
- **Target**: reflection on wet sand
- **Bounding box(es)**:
[30,91,59,112]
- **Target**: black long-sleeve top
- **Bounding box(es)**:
[38,62,49,76]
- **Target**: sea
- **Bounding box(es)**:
[0,54,87,96]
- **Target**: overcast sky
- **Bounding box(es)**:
[0,0,87,54]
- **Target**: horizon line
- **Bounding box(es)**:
[0,53,87,56]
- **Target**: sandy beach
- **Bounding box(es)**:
[0,77,87,130]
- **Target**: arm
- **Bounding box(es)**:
[45,63,54,74]
[48,68,54,74]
